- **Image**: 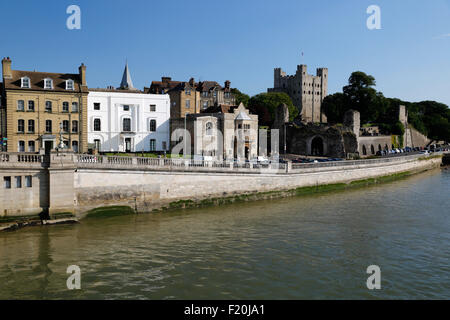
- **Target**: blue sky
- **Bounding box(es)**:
[1,0,450,105]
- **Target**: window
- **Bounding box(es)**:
[162,141,167,151]
[185,89,191,95]
[62,102,69,112]
[149,119,156,132]
[18,119,25,133]
[224,92,230,98]
[150,139,156,151]
[93,119,101,131]
[25,176,32,188]
[213,91,217,97]
[203,101,208,109]
[123,105,130,111]
[21,77,30,88]
[123,118,131,132]
[15,176,22,188]
[206,122,213,135]
[202,91,208,97]
[28,101,35,111]
[94,103,100,110]
[72,120,78,133]
[28,141,35,152]
[150,104,156,112]
[17,100,25,111]
[72,141,79,153]
[72,102,79,112]
[244,124,250,130]
[18,141,25,152]
[28,120,35,133]
[44,78,53,89]
[94,139,101,150]
[66,79,74,90]
[45,101,52,112]
[45,120,52,133]
[4,177,11,189]
[62,120,69,132]
[185,99,190,109]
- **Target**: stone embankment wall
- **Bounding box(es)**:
[0,152,444,218]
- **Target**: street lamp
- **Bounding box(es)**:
[184,112,189,159]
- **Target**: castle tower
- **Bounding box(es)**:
[343,109,360,137]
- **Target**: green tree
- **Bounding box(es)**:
[248,92,298,125]
[231,88,250,107]
[322,92,346,123]
[343,71,379,123]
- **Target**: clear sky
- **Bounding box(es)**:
[1,0,450,105]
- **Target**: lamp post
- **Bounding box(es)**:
[184,112,189,159]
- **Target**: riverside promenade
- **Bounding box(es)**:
[0,152,445,220]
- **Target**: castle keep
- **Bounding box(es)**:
[268,64,328,124]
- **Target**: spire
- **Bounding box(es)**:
[120,61,134,90]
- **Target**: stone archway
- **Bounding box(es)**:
[371,145,375,155]
[362,145,367,156]
[311,136,324,156]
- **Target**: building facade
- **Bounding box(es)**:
[170,103,258,160]
[268,64,328,124]
[146,77,235,118]
[88,64,170,153]
[1,57,88,153]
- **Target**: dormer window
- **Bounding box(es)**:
[66,79,74,90]
[44,78,53,89]
[21,77,30,88]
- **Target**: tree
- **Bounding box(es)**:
[321,93,346,124]
[343,71,379,123]
[248,92,298,125]
[231,88,250,107]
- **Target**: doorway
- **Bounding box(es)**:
[44,141,53,155]
[311,137,324,156]
[125,138,132,153]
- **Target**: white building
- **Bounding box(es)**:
[88,63,170,153]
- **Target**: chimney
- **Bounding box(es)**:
[2,57,12,79]
[79,63,86,86]
[162,76,171,83]
[224,80,231,89]
[189,77,195,86]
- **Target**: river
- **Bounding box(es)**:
[0,168,449,299]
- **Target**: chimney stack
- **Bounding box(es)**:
[189,77,195,86]
[224,80,231,89]
[79,63,86,86]
[2,57,12,80]
[162,76,171,83]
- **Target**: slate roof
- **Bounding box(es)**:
[3,70,86,93]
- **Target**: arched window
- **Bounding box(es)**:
[206,122,213,135]
[362,145,367,156]
[93,118,101,131]
[371,145,375,155]
[149,119,156,132]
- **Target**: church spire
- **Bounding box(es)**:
[120,61,135,90]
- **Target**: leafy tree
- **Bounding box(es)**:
[231,88,250,107]
[322,93,346,123]
[248,92,298,125]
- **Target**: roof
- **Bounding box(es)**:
[3,70,86,93]
[236,111,252,120]
[197,81,222,92]
[119,62,135,90]
[147,78,232,94]
[89,87,143,93]
[203,104,238,114]
[146,79,182,94]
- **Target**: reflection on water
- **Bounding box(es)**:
[1,169,449,299]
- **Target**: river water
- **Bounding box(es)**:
[0,169,449,299]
